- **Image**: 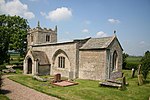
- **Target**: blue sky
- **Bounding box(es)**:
[0,0,150,56]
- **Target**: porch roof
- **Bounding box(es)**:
[31,51,50,65]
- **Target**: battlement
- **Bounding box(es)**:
[27,21,57,47]
[28,26,57,34]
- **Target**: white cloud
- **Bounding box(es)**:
[108,18,120,24]
[0,0,35,19]
[82,29,89,33]
[40,11,46,16]
[46,7,72,21]
[139,41,145,45]
[24,12,35,19]
[28,0,39,1]
[84,20,91,25]
[96,31,107,37]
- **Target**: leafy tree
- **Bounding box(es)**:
[0,15,29,64]
[122,53,129,69]
[141,51,150,80]
[0,24,10,64]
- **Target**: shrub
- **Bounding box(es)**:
[0,65,6,71]
[141,51,150,80]
[125,62,139,70]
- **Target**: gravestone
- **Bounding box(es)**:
[137,65,141,75]
[32,75,47,82]
[122,76,126,86]
[54,73,61,82]
[131,68,135,78]
[137,65,143,85]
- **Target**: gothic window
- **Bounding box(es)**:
[112,51,118,71]
[58,56,65,68]
[46,35,50,42]
[31,35,33,42]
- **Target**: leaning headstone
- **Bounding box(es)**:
[137,65,143,85]
[137,65,141,75]
[121,76,126,89]
[138,74,143,85]
[131,68,135,78]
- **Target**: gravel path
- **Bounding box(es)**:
[1,75,59,100]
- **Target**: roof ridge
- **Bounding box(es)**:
[91,36,114,39]
[101,36,115,48]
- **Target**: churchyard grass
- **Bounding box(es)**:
[0,94,9,100]
[8,70,150,100]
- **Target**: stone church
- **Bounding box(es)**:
[23,23,123,80]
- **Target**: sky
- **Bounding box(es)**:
[0,0,150,56]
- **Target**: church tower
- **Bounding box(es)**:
[27,21,57,47]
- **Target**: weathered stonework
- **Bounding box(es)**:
[24,23,123,80]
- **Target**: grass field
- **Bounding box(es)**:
[9,53,23,65]
[8,70,150,100]
[0,94,9,100]
[125,56,142,69]
[126,56,142,64]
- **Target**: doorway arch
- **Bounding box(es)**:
[27,58,32,74]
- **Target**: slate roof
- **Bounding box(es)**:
[80,36,115,50]
[31,51,49,65]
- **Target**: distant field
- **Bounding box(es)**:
[8,53,23,65]
[125,56,142,69]
[126,56,142,63]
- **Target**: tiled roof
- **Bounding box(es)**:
[31,51,49,65]
[80,36,115,49]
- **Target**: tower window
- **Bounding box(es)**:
[58,56,65,68]
[31,35,33,42]
[46,35,50,42]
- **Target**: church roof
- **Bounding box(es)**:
[80,36,116,50]
[31,51,50,65]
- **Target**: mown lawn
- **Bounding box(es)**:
[8,70,150,100]
[0,94,9,100]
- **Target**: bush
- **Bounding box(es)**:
[0,65,6,71]
[125,62,139,70]
[141,51,150,80]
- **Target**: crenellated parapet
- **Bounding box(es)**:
[27,21,57,48]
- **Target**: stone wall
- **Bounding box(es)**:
[106,38,123,79]
[31,42,78,78]
[79,50,106,80]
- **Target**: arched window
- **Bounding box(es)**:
[58,56,65,68]
[46,35,50,42]
[112,51,118,71]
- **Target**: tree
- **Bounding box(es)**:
[122,53,129,69]
[141,51,150,80]
[0,15,29,64]
[0,23,10,64]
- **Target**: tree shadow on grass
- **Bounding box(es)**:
[0,89,11,94]
[144,80,150,84]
